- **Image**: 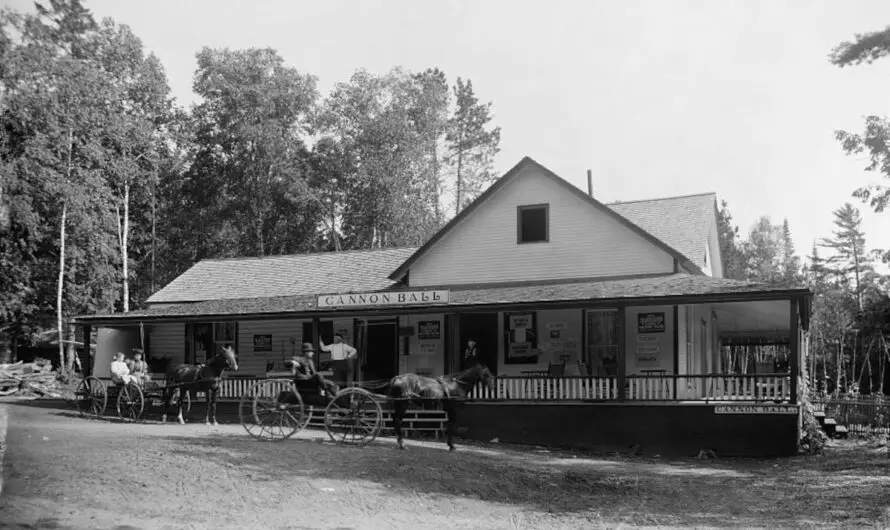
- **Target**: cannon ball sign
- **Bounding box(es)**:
[317,290,450,309]
[637,312,666,334]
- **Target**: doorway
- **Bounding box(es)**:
[362,319,398,383]
[459,312,499,374]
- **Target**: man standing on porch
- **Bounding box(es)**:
[319,334,358,386]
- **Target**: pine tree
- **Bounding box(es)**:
[820,203,871,311]
[445,78,501,215]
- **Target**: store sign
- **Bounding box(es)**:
[317,290,450,308]
[714,404,798,415]
[637,312,666,334]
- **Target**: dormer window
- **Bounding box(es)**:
[517,204,549,244]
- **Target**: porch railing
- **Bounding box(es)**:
[468,373,792,403]
[214,373,792,403]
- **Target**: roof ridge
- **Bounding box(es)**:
[196,246,419,264]
[607,192,717,206]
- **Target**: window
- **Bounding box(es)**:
[517,204,549,243]
[586,310,619,376]
[186,321,238,364]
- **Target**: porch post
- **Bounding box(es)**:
[672,305,679,399]
[312,316,321,348]
[789,296,799,404]
[83,324,92,377]
[617,306,626,402]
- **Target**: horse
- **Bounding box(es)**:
[386,363,495,452]
[161,345,239,425]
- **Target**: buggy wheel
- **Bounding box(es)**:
[324,387,383,446]
[117,383,145,421]
[239,379,307,441]
[75,376,107,417]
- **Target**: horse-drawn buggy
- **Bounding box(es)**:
[74,374,191,421]
[238,343,495,451]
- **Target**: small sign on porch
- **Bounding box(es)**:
[419,343,437,355]
[637,312,666,334]
[714,404,798,415]
[417,321,441,340]
[253,334,273,352]
[637,335,658,343]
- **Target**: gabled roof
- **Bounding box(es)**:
[608,192,719,273]
[388,157,703,281]
[76,273,811,325]
[146,247,418,304]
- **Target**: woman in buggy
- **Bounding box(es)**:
[285,342,340,406]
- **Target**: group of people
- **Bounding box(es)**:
[109,349,151,386]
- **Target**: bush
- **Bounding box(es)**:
[799,396,828,455]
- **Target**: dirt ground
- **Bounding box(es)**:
[1,399,889,530]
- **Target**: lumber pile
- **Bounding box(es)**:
[0,358,62,398]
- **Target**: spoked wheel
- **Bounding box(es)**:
[75,376,107,417]
[117,383,145,421]
[239,379,308,441]
[324,387,383,446]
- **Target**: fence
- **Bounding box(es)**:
[812,395,890,436]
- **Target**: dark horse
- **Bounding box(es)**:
[386,363,495,452]
[162,345,239,425]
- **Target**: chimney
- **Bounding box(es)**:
[587,169,593,198]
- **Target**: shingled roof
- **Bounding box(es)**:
[146,247,418,304]
[78,273,810,324]
[608,193,718,273]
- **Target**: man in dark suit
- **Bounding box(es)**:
[287,342,339,397]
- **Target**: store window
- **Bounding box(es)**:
[186,322,238,364]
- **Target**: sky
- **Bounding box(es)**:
[7,0,890,264]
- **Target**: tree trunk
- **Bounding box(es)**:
[65,323,77,373]
[123,181,130,313]
[455,144,463,216]
[57,201,67,372]
[151,187,156,294]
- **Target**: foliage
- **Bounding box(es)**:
[831,26,890,218]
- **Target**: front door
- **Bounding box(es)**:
[362,319,398,383]
[458,313,499,375]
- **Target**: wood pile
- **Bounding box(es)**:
[0,358,62,398]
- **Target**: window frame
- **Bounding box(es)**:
[516,203,550,244]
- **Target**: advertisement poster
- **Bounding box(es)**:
[420,343,437,354]
[253,334,273,352]
[417,321,441,340]
[504,312,538,364]
[635,345,659,367]
[637,312,666,334]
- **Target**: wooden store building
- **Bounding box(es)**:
[75,156,812,457]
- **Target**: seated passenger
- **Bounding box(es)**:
[110,352,140,386]
[130,350,151,385]
[287,342,339,397]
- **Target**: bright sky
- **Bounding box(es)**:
[7,0,890,263]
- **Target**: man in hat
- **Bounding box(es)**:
[130,349,151,385]
[287,342,339,397]
[319,334,357,386]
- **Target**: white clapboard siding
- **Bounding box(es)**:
[237,318,305,376]
[408,164,675,286]
[149,323,185,365]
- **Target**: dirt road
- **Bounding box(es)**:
[1,399,888,530]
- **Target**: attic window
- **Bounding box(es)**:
[517,204,549,244]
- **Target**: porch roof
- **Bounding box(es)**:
[74,273,810,325]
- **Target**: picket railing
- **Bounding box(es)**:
[215,373,792,403]
[468,376,617,401]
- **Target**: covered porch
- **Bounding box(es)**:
[465,296,806,404]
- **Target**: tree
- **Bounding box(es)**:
[830,26,890,216]
[779,219,803,285]
[820,203,871,311]
[318,68,446,248]
[185,47,321,258]
[445,78,501,215]
[716,200,746,280]
[740,216,784,284]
